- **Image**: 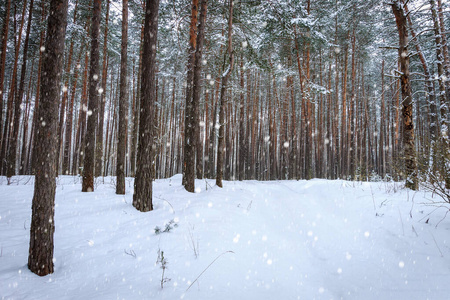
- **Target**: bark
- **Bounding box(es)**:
[73,51,89,175]
[4,0,27,177]
[130,21,144,177]
[216,0,234,188]
[133,0,160,212]
[62,37,86,175]
[58,0,78,173]
[82,0,101,192]
[430,0,450,187]
[182,0,199,192]
[238,56,246,180]
[391,1,418,190]
[405,5,438,173]
[28,0,68,276]
[95,0,110,177]
[380,57,387,178]
[436,0,450,101]
[116,0,128,195]
[194,0,207,180]
[28,1,47,174]
[20,58,35,174]
[349,31,356,179]
[7,0,34,177]
[0,0,11,162]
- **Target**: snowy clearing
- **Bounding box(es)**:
[1,175,450,299]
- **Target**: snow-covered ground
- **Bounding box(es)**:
[1,175,449,299]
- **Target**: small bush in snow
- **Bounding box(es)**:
[154,219,178,235]
[156,249,170,289]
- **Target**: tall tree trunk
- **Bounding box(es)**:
[57,0,78,173]
[3,0,27,177]
[182,0,199,192]
[379,58,386,178]
[133,0,160,212]
[436,0,450,101]
[28,0,68,276]
[62,37,86,175]
[20,59,35,174]
[116,0,128,195]
[430,0,450,187]
[238,56,246,180]
[391,1,418,190]
[95,0,110,177]
[216,0,234,188]
[405,5,438,172]
[7,0,34,178]
[349,31,356,179]
[82,0,101,192]
[194,0,207,180]
[72,51,89,175]
[28,1,47,174]
[0,0,11,164]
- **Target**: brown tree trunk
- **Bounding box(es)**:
[216,0,234,188]
[62,37,86,175]
[82,0,101,192]
[379,58,386,178]
[20,58,35,174]
[391,1,418,190]
[133,0,160,211]
[57,0,78,173]
[116,0,128,194]
[430,0,450,187]
[7,0,34,177]
[28,2,47,174]
[72,51,89,175]
[238,56,246,181]
[0,0,11,164]
[28,0,68,276]
[95,0,110,177]
[194,0,207,180]
[349,31,356,179]
[4,0,27,178]
[182,0,199,192]
[436,0,450,101]
[405,5,438,171]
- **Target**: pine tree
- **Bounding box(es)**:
[82,0,102,192]
[133,0,160,212]
[116,0,128,195]
[28,0,68,276]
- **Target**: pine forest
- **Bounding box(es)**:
[1,0,450,298]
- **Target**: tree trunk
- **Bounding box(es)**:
[82,0,101,192]
[391,1,418,190]
[405,5,439,172]
[7,0,34,178]
[436,0,450,101]
[28,0,68,276]
[216,0,234,188]
[95,0,110,177]
[62,37,86,175]
[4,0,27,178]
[182,0,199,192]
[194,0,207,180]
[133,0,160,212]
[116,0,128,195]
[0,0,11,165]
[57,0,78,173]
[20,58,35,174]
[238,56,246,180]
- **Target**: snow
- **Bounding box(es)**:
[1,175,450,299]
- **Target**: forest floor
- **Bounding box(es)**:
[1,175,450,299]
